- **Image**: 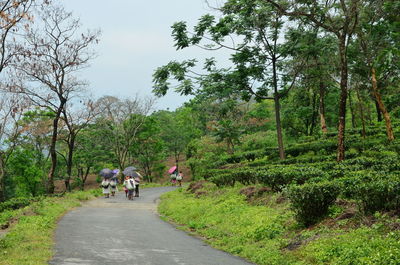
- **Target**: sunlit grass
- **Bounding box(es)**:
[158,183,400,265]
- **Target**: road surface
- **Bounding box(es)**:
[50,187,253,265]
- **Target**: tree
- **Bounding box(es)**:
[263,0,361,161]
[154,107,201,170]
[0,93,29,201]
[96,95,155,170]
[153,0,303,159]
[0,0,35,74]
[13,3,100,193]
[73,125,110,190]
[353,0,398,141]
[58,100,99,191]
[131,116,166,182]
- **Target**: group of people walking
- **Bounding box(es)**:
[170,170,183,187]
[101,168,142,200]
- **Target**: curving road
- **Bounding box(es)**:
[50,187,253,265]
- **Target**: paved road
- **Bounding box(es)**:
[50,187,253,265]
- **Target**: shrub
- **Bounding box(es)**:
[287,181,340,226]
[354,175,400,214]
[257,166,327,192]
[0,197,32,212]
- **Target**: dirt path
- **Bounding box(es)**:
[49,187,253,265]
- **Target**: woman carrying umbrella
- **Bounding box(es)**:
[168,166,177,186]
[100,169,114,198]
[110,169,119,197]
[133,171,142,197]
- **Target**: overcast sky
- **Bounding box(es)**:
[62,0,230,111]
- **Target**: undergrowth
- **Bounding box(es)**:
[158,183,400,265]
[0,189,102,265]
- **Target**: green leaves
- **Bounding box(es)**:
[287,181,340,226]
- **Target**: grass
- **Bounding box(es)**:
[158,182,400,265]
[0,189,102,265]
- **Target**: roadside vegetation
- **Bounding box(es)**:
[0,0,399,264]
[0,189,101,265]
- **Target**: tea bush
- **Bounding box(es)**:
[287,181,340,226]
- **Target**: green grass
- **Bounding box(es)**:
[0,189,102,265]
[158,183,400,265]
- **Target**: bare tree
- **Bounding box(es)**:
[0,0,35,74]
[97,95,155,170]
[12,3,100,193]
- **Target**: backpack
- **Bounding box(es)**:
[127,179,135,190]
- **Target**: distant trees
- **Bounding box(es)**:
[96,96,155,171]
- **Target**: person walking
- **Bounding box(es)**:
[123,176,129,198]
[110,177,118,197]
[170,169,177,186]
[134,172,142,197]
[176,171,183,187]
[101,178,111,198]
[123,176,135,200]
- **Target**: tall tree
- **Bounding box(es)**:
[153,0,303,159]
[59,100,99,191]
[354,0,398,141]
[263,0,361,161]
[13,3,100,193]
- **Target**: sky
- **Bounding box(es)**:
[62,0,230,111]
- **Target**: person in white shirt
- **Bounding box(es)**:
[101,178,111,198]
[123,176,136,200]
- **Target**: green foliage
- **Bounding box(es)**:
[0,189,101,265]
[7,148,45,198]
[354,175,400,214]
[286,182,340,226]
[159,185,296,265]
[0,197,32,213]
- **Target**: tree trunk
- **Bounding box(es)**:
[337,38,348,162]
[348,89,356,128]
[47,100,66,194]
[319,80,328,134]
[65,133,76,192]
[371,67,394,141]
[355,86,366,138]
[374,99,383,122]
[309,91,318,136]
[272,58,285,159]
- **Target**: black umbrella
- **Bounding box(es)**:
[123,166,137,176]
[99,168,114,179]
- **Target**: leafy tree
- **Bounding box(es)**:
[263,0,361,161]
[7,147,44,197]
[153,0,305,160]
[131,117,166,182]
[352,0,399,141]
[58,101,99,191]
[154,107,201,170]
